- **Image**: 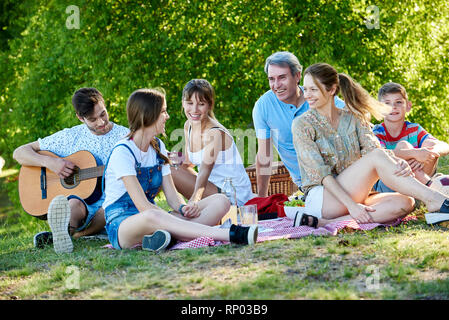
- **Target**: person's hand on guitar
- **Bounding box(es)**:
[48,157,76,178]
[17,150,103,217]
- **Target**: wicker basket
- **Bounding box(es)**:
[245,161,298,196]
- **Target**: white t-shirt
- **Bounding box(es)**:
[38,123,129,206]
[38,123,129,166]
[102,138,171,209]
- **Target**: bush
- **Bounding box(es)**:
[1,0,449,168]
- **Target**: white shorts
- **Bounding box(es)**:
[304,186,324,219]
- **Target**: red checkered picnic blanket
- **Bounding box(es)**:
[103,215,417,251]
[169,215,417,250]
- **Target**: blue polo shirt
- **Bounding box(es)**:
[252,86,345,187]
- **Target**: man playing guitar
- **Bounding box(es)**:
[13,88,129,253]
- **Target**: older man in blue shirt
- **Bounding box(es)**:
[252,51,344,196]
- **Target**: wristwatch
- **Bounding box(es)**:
[179,204,186,216]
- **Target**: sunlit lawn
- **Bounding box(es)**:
[1,162,449,300]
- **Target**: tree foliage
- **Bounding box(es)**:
[1,0,449,167]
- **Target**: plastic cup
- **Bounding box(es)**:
[238,204,258,226]
[167,151,183,169]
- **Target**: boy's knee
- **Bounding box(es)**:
[421,138,437,149]
[68,198,87,220]
[395,140,413,150]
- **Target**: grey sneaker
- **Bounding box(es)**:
[47,195,73,253]
[142,230,171,253]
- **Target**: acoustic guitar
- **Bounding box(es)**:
[18,150,104,217]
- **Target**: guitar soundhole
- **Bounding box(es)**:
[61,166,80,189]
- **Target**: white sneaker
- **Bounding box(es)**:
[47,195,73,253]
[425,213,449,225]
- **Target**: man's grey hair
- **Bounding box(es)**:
[264,51,303,76]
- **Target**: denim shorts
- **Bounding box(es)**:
[67,195,104,232]
[373,179,395,193]
[104,202,139,250]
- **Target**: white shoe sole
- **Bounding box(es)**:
[48,195,73,253]
[247,225,258,245]
[293,212,305,227]
[425,213,449,225]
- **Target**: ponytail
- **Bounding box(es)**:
[338,73,390,124]
[304,63,391,125]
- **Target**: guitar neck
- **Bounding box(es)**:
[79,166,105,180]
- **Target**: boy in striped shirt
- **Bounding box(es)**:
[373,82,449,192]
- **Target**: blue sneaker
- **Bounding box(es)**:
[142,230,171,253]
[33,231,53,249]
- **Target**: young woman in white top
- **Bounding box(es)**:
[171,79,253,207]
[102,88,257,251]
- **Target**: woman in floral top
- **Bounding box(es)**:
[291,63,449,227]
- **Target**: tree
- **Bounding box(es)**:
[1,0,448,168]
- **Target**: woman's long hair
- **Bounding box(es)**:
[304,63,391,123]
[126,88,169,164]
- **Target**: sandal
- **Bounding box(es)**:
[293,212,319,228]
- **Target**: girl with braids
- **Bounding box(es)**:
[291,63,449,228]
[102,88,258,251]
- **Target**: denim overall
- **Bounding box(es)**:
[102,140,164,249]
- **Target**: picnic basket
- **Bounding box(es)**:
[245,161,298,196]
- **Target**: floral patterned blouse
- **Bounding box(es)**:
[292,108,392,195]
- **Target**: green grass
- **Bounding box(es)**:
[1,162,449,300]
